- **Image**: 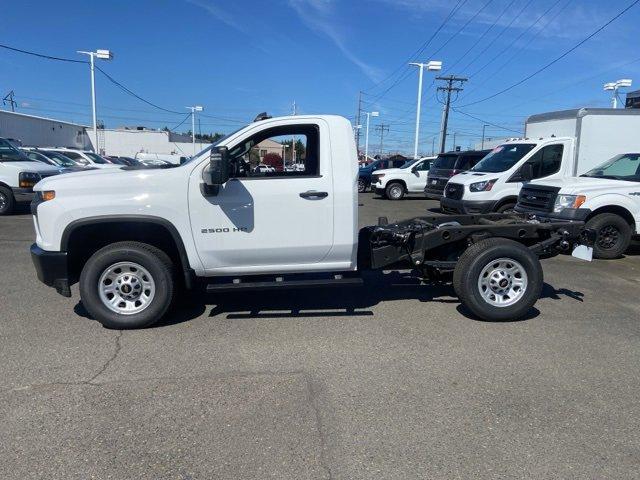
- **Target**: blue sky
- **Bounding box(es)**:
[1,0,639,154]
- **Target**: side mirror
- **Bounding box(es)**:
[202,146,229,196]
[411,166,418,173]
[520,162,534,182]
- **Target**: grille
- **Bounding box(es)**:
[444,182,464,200]
[517,185,560,213]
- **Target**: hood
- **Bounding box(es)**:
[529,176,640,194]
[372,167,408,175]
[1,161,61,173]
[449,171,495,185]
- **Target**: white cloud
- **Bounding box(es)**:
[185,0,249,34]
[288,0,383,82]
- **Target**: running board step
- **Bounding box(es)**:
[205,274,363,292]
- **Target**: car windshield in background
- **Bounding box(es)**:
[581,154,640,182]
[433,154,457,169]
[400,159,420,169]
[45,152,81,167]
[471,144,536,173]
[0,139,33,162]
[84,152,109,164]
[48,151,89,165]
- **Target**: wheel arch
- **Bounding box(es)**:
[493,196,519,211]
[62,215,195,289]
[386,178,407,191]
[587,205,636,229]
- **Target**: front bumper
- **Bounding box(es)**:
[440,197,498,214]
[424,190,443,200]
[30,244,71,297]
[514,206,591,222]
[11,187,35,203]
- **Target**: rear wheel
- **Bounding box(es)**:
[80,241,174,329]
[453,238,543,321]
[0,186,15,216]
[385,182,405,200]
[586,213,632,259]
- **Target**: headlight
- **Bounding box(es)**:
[469,179,497,192]
[19,172,42,188]
[553,194,586,213]
[373,173,385,179]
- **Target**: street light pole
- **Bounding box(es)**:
[604,79,632,109]
[364,111,379,160]
[186,105,204,155]
[78,49,113,153]
[409,61,442,159]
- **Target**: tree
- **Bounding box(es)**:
[263,153,283,171]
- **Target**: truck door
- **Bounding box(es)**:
[408,159,431,191]
[187,120,334,272]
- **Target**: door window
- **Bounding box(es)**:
[228,124,320,177]
[414,160,431,171]
[529,144,563,179]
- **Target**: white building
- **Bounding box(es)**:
[0,110,91,148]
[0,109,210,158]
[100,128,209,158]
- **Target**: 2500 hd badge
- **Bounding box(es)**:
[201,227,249,233]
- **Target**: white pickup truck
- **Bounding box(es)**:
[30,114,592,329]
[371,156,435,200]
[516,152,640,259]
[0,137,61,215]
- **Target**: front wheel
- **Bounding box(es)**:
[357,178,367,193]
[0,186,15,216]
[79,241,175,329]
[453,238,543,321]
[585,213,632,259]
[385,182,405,200]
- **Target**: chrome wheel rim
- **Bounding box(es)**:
[358,180,365,192]
[477,258,528,308]
[98,262,155,315]
[389,185,403,199]
[0,192,7,210]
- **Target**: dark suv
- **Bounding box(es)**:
[424,150,490,199]
[358,158,407,192]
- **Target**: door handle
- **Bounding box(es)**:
[299,191,328,199]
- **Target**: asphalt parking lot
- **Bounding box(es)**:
[2,193,640,479]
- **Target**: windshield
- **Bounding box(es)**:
[179,127,245,166]
[400,158,420,169]
[433,154,458,169]
[471,144,536,173]
[83,152,109,164]
[581,154,640,182]
[45,152,80,167]
[0,139,34,162]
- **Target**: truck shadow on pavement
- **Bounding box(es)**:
[73,272,586,327]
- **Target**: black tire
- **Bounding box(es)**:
[453,238,543,321]
[586,213,632,260]
[0,186,15,216]
[495,202,516,214]
[79,241,175,329]
[357,178,367,193]
[385,182,405,200]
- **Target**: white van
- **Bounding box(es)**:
[441,108,640,214]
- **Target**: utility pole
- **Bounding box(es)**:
[292,101,297,163]
[375,124,389,156]
[452,132,457,151]
[436,75,467,153]
[355,91,363,153]
[481,124,488,149]
[431,137,435,156]
[2,91,17,112]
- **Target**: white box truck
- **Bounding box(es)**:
[441,108,640,216]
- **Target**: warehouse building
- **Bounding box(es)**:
[0,110,90,148]
[0,109,210,158]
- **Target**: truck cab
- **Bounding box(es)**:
[441,138,572,214]
[371,156,435,200]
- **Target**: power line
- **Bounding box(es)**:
[460,0,640,107]
[365,0,468,102]
[0,43,87,63]
[452,108,523,134]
